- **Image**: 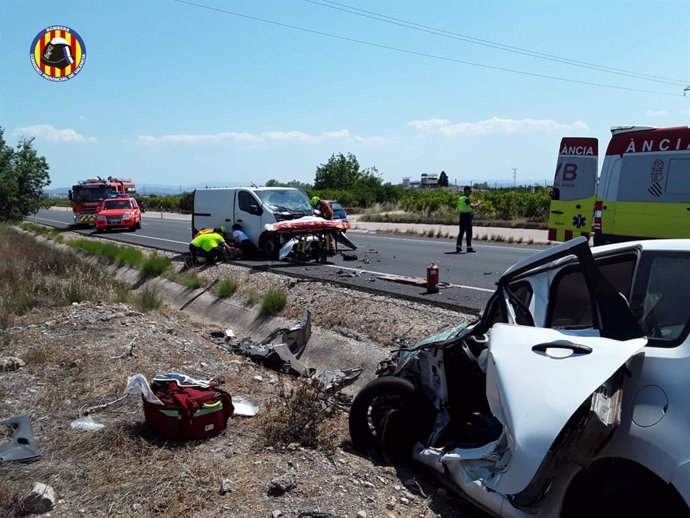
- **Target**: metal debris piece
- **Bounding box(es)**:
[232,311,314,377]
[0,416,40,463]
[318,368,363,391]
[378,273,452,289]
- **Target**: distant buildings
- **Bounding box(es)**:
[401,173,440,189]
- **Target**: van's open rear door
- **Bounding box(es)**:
[547,138,598,242]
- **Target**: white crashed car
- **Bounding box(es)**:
[348,237,689,517]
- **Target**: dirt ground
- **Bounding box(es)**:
[0,234,490,518]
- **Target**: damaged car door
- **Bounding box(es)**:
[350,237,649,516]
[415,324,647,512]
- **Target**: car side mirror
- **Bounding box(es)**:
[550,187,560,201]
[68,191,73,201]
[248,204,263,216]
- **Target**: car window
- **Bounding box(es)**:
[629,252,690,347]
[238,191,255,212]
[547,254,636,330]
[104,200,131,210]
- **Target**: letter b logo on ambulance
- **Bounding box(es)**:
[563,163,577,182]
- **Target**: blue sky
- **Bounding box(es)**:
[2,0,689,190]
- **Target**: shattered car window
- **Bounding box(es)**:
[548,254,636,330]
[630,252,690,346]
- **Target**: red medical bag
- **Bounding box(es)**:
[142,380,234,441]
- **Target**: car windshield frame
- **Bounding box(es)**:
[73,186,110,202]
[103,199,133,210]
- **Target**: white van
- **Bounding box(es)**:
[192,187,314,256]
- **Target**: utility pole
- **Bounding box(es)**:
[512,168,519,187]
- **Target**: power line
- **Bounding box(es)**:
[172,0,684,97]
[306,0,689,87]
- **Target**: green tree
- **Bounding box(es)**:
[0,128,51,222]
[438,170,449,187]
[266,179,312,190]
[314,152,364,189]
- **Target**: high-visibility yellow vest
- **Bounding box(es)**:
[457,195,473,213]
[191,233,225,252]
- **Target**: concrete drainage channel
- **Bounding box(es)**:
[153,274,391,396]
[23,228,390,395]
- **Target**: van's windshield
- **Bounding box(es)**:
[255,190,312,215]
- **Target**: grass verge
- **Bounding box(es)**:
[260,290,287,316]
[215,277,239,298]
[0,224,133,333]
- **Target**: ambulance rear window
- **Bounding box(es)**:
[553,156,597,200]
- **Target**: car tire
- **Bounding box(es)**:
[136,219,141,229]
[261,236,279,260]
[349,376,430,461]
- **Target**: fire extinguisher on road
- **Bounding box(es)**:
[426,262,439,293]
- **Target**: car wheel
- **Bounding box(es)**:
[96,228,104,233]
[261,236,279,260]
[136,219,141,229]
[349,376,430,461]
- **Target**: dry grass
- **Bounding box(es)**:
[0,223,480,518]
[260,380,341,455]
[0,225,131,342]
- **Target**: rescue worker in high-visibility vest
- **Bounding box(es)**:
[189,227,234,265]
[456,186,481,253]
[194,225,227,239]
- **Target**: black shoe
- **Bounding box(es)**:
[467,247,476,253]
[456,247,462,253]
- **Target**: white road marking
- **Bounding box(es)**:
[29,217,188,245]
[325,264,495,293]
[351,232,540,252]
[32,214,498,292]
[122,234,188,245]
[29,217,70,225]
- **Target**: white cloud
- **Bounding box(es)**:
[14,124,96,142]
[645,110,668,117]
[137,132,260,144]
[351,135,388,145]
[407,117,588,137]
[261,130,316,142]
[137,129,387,145]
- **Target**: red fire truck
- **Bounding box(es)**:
[68,177,137,226]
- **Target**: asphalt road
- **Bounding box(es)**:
[29,208,547,314]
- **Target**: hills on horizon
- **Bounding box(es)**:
[44,181,250,197]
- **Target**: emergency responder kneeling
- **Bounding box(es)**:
[230,224,256,257]
[189,227,234,266]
